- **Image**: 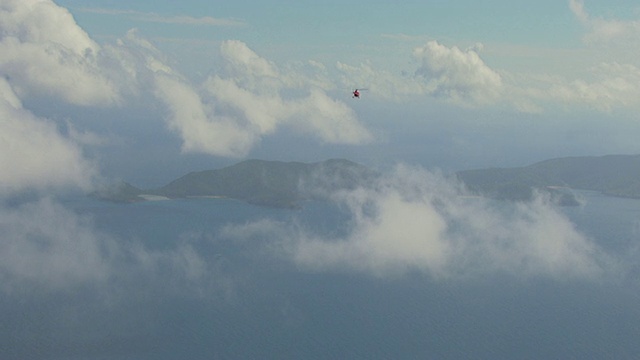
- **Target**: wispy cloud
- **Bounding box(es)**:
[337,36,640,113]
[380,33,432,42]
[569,0,640,44]
[78,7,246,27]
[0,196,236,298]
[336,3,640,112]
[335,41,503,106]
[0,198,112,290]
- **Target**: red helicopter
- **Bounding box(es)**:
[352,88,368,98]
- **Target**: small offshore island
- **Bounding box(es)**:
[456,154,640,203]
[95,159,377,208]
[96,155,640,208]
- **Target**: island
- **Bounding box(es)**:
[456,154,640,203]
[96,155,640,207]
[94,159,377,208]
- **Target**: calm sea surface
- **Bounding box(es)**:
[3,191,640,359]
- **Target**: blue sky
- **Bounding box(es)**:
[58,0,587,71]
[4,0,640,187]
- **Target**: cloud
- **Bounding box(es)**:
[293,186,451,277]
[0,198,112,290]
[569,0,640,44]
[499,61,640,112]
[230,165,612,280]
[0,196,228,297]
[154,73,258,157]
[564,1,640,111]
[0,1,137,197]
[336,60,425,102]
[338,21,640,113]
[545,62,640,111]
[569,0,589,24]
[412,41,503,106]
[144,14,245,27]
[205,76,371,144]
[1,1,371,163]
[154,40,372,157]
[0,78,96,195]
[78,7,246,27]
[219,40,280,82]
[128,237,210,287]
[0,75,21,108]
[0,0,119,106]
[406,39,640,112]
[211,41,372,144]
[288,88,373,144]
[334,41,504,107]
[95,32,371,157]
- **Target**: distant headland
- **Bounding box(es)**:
[456,154,640,203]
[94,159,377,208]
[95,155,640,207]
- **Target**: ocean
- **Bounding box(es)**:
[2,190,640,359]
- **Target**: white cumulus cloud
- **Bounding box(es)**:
[0,1,373,165]
[0,78,96,195]
[413,41,503,106]
[0,0,119,106]
[155,74,258,157]
[155,40,372,157]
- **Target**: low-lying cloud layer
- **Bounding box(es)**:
[0,198,111,290]
[0,197,229,299]
[0,164,617,298]
[228,165,613,280]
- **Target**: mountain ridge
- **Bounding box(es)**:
[95,155,640,206]
[96,158,376,208]
[456,154,640,200]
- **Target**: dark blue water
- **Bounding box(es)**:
[2,193,640,360]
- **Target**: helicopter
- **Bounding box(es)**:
[352,88,368,98]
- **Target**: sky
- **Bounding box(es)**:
[3,3,640,357]
[3,0,640,189]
